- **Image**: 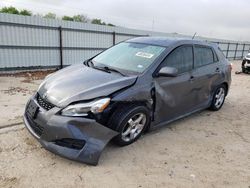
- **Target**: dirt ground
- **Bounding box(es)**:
[0,61,249,188]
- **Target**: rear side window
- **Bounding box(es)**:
[194,46,215,67]
[162,46,193,74]
[213,49,219,62]
[218,47,226,59]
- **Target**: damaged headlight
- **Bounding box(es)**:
[61,98,110,117]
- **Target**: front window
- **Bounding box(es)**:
[161,45,193,74]
[92,42,166,73]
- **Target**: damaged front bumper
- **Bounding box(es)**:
[23,96,118,165]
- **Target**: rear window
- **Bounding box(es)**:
[194,46,215,67]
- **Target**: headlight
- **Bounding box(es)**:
[61,98,110,117]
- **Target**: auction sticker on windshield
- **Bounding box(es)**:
[135,52,154,59]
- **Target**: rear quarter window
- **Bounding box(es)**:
[218,47,226,59]
[212,48,219,62]
[194,46,215,67]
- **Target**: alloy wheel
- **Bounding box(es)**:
[121,113,147,142]
[214,87,225,109]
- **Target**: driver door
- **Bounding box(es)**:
[153,45,196,125]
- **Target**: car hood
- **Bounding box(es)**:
[38,64,137,107]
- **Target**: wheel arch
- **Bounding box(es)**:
[221,82,229,96]
[111,100,153,116]
[105,100,153,131]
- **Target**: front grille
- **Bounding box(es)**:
[36,94,55,111]
[26,114,44,137]
[54,138,86,150]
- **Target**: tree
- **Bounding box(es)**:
[107,23,115,27]
[72,14,89,23]
[0,6,115,26]
[19,9,32,16]
[91,19,115,26]
[0,7,31,16]
[43,12,56,19]
[0,6,19,14]
[91,18,105,25]
[62,15,74,21]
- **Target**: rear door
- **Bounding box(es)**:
[191,45,223,108]
[154,45,195,124]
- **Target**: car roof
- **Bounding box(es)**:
[127,37,214,48]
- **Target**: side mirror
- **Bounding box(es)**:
[157,67,178,77]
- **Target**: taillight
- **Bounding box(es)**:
[229,63,233,71]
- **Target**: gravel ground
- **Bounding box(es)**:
[0,61,249,188]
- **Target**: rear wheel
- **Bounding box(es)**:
[209,85,226,111]
[108,105,150,146]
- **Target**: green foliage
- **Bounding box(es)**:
[91,19,105,25]
[107,23,115,27]
[43,12,56,19]
[0,7,31,16]
[62,16,74,21]
[91,19,115,26]
[19,9,32,16]
[0,6,19,14]
[0,6,115,26]
[72,14,88,23]
[62,14,90,23]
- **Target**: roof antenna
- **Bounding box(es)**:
[192,32,197,39]
[151,18,155,32]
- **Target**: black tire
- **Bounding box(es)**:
[209,85,227,111]
[242,60,247,73]
[108,104,150,146]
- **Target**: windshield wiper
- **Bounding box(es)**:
[84,60,126,76]
[101,66,126,76]
[83,59,94,67]
[87,61,112,74]
[84,60,106,72]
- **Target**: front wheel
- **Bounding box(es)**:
[209,85,226,111]
[108,105,150,146]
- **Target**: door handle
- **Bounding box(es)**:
[215,67,221,73]
[189,75,195,81]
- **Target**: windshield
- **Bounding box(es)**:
[92,42,166,74]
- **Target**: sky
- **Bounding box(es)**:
[0,0,249,41]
